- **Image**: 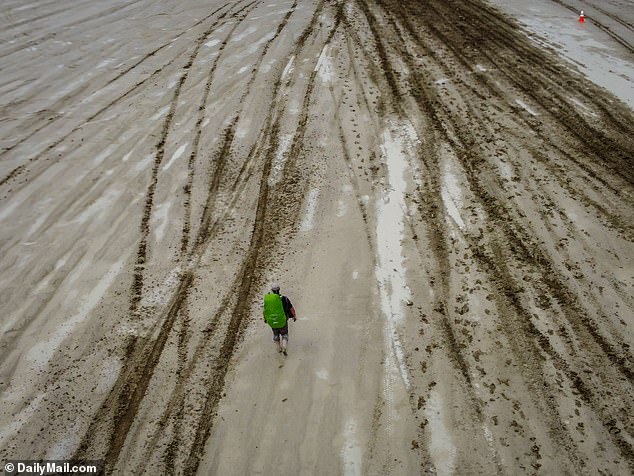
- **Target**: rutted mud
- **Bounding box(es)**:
[1,0,632,474]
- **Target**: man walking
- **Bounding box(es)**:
[263,283,297,355]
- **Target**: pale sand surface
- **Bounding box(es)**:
[1,0,633,474]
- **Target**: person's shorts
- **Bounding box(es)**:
[272,324,289,341]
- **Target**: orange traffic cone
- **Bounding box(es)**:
[578,10,585,23]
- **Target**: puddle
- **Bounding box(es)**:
[336,199,347,217]
[162,143,188,171]
[514,98,539,116]
[316,369,329,380]
[315,45,334,83]
[153,200,172,243]
[341,418,362,476]
[376,127,411,324]
[375,123,415,389]
[151,105,170,121]
[425,390,457,476]
[269,133,293,185]
[281,55,295,82]
[300,188,319,231]
[440,158,466,230]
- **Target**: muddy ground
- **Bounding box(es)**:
[1,0,633,474]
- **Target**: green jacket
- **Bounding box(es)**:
[263,292,287,329]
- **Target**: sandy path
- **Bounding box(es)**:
[1,0,633,474]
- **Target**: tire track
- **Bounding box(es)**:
[179,5,340,473]
[389,0,634,189]
[180,120,280,475]
[526,143,634,237]
[386,0,632,379]
[0,0,59,16]
[411,0,633,188]
[72,2,254,469]
[0,0,147,60]
[0,3,226,158]
[454,0,634,184]
[382,0,627,205]
[163,2,323,402]
[548,0,634,52]
[379,0,634,464]
[358,0,478,411]
[162,303,191,476]
[398,0,634,382]
[161,2,329,469]
[0,4,235,375]
[75,1,309,470]
[0,0,103,33]
[348,1,483,471]
[180,0,300,256]
[0,2,233,167]
[128,0,245,317]
[182,0,272,255]
[360,0,634,469]
[178,5,331,456]
[0,4,235,202]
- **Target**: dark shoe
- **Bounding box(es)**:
[282,349,287,356]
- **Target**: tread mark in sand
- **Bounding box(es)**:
[381,0,631,233]
[72,0,254,468]
[547,0,634,51]
[440,0,634,184]
[75,0,315,471]
[382,0,634,464]
[0,0,148,60]
[182,0,288,255]
[2,0,115,34]
[142,6,331,455]
[129,0,253,316]
[379,0,634,375]
[398,0,634,382]
[180,8,249,253]
[159,2,334,470]
[356,0,632,468]
[0,2,234,191]
[365,0,484,425]
[376,0,633,379]
[183,4,339,473]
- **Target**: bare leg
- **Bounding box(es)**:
[275,339,282,353]
[281,336,288,355]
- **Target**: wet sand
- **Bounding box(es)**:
[1,0,633,474]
